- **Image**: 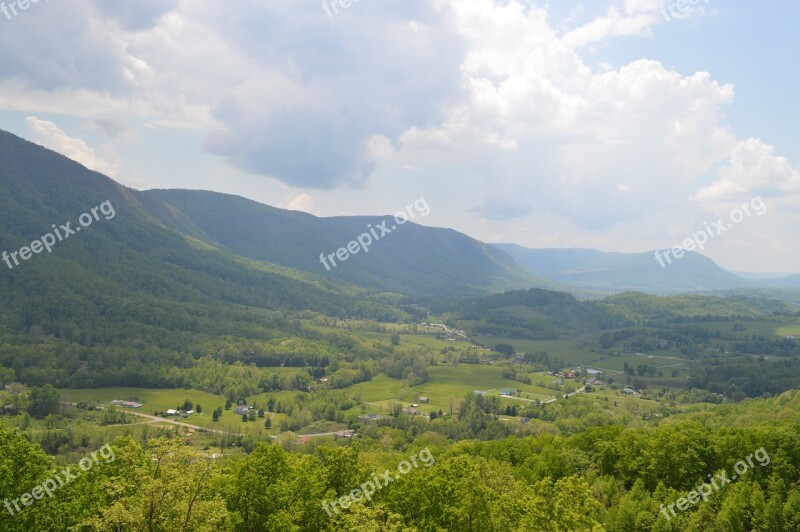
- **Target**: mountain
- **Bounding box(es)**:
[0,130,385,315]
[759,274,800,288]
[434,287,798,342]
[0,129,557,385]
[492,244,763,294]
[145,189,551,299]
[0,129,420,385]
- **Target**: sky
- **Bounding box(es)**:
[0,0,797,273]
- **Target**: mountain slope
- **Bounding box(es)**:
[0,130,412,385]
[493,244,762,294]
[145,189,551,298]
[759,274,800,288]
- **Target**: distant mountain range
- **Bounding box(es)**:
[0,129,548,315]
[1,127,797,316]
[492,244,800,294]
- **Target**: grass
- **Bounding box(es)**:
[591,353,687,372]
[471,336,606,366]
[411,365,556,413]
[775,324,800,337]
[61,387,252,430]
[349,375,408,402]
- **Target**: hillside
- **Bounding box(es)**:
[438,287,798,340]
[493,244,763,294]
[146,189,551,299]
[0,130,407,386]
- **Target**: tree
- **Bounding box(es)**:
[225,443,327,529]
[265,417,272,429]
[182,399,194,411]
[225,398,232,410]
[242,413,248,422]
[390,333,400,346]
[79,437,228,530]
[27,384,60,419]
[0,426,53,531]
[493,344,514,356]
[195,404,202,414]
[212,409,220,422]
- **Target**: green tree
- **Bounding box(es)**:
[0,426,53,531]
[78,437,228,530]
[27,384,60,419]
[225,443,327,530]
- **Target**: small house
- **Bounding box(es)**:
[418,397,430,404]
[234,405,251,415]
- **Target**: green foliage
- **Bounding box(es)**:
[26,384,60,419]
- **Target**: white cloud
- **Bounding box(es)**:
[0,0,796,270]
[25,117,120,177]
[690,138,800,202]
[286,193,317,214]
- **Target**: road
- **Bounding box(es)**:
[63,402,347,440]
[542,386,586,404]
[62,402,238,436]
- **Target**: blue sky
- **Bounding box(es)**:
[0,0,797,272]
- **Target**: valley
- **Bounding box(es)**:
[1,130,799,530]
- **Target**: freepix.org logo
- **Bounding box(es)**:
[4,444,116,517]
[1,0,50,22]
[2,200,116,271]
[319,197,430,272]
[654,195,766,268]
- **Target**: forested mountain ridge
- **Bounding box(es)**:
[146,189,553,298]
[0,130,408,387]
[493,243,770,294]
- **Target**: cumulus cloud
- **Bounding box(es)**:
[0,0,797,269]
[25,117,120,177]
[691,138,800,202]
[286,193,317,214]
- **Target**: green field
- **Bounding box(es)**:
[61,387,258,431]
[342,366,557,415]
[471,336,606,366]
[591,353,687,372]
[776,324,800,337]
[692,320,800,339]
[411,366,555,412]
